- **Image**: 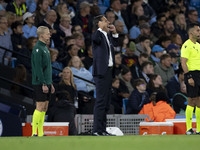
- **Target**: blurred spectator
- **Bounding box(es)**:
[59,14,72,37]
[0,0,6,15]
[154,53,175,86]
[168,4,181,21]
[47,90,78,135]
[34,0,49,27]
[151,14,166,38]
[141,0,156,20]
[68,56,95,93]
[82,44,93,70]
[174,13,188,42]
[113,52,126,77]
[169,52,180,71]
[126,78,150,114]
[105,10,116,25]
[130,53,149,79]
[129,15,149,40]
[71,25,82,35]
[135,23,151,42]
[170,32,183,47]
[166,66,184,100]
[11,21,26,57]
[172,81,187,114]
[17,36,37,73]
[6,0,27,21]
[49,48,63,83]
[139,61,154,83]
[108,0,129,33]
[118,66,134,98]
[129,4,144,28]
[166,43,180,54]
[110,77,122,114]
[73,32,86,59]
[162,18,175,37]
[135,36,151,57]
[139,91,175,122]
[147,74,167,96]
[39,9,65,49]
[59,44,79,67]
[114,20,124,34]
[115,34,129,53]
[56,2,69,25]
[22,12,37,38]
[157,35,172,49]
[122,41,138,68]
[187,9,200,25]
[149,45,164,66]
[90,4,100,17]
[5,11,16,34]
[11,64,32,97]
[72,1,93,35]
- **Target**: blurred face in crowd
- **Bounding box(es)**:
[71,56,81,69]
[115,53,122,66]
[143,64,154,74]
[7,15,16,27]
[62,68,71,81]
[111,0,121,12]
[112,79,120,89]
[48,10,57,23]
[60,16,71,28]
[141,39,151,48]
[61,3,69,14]
[136,83,146,93]
[14,25,23,34]
[40,0,49,13]
[26,16,35,24]
[106,11,115,24]
[0,17,8,31]
[158,16,166,28]
[122,71,132,82]
[75,36,85,48]
[177,14,186,26]
[66,39,75,46]
[138,56,148,66]
[162,57,172,68]
[115,21,124,34]
[153,75,163,87]
[51,53,58,62]
[68,45,79,56]
[174,34,182,46]
[161,40,171,48]
[135,6,144,17]
[73,25,82,34]
[154,51,164,58]
[180,81,186,93]
[141,27,151,36]
[164,20,175,33]
[188,10,199,23]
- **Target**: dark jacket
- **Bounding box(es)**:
[126,89,150,114]
[92,30,118,76]
[166,75,180,99]
[11,33,26,57]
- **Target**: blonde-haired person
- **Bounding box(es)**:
[68,56,95,94]
[174,13,188,42]
[59,14,72,37]
[49,48,63,83]
[31,26,55,137]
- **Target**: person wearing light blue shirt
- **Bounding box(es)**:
[22,12,37,38]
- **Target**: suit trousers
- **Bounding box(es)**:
[93,67,112,133]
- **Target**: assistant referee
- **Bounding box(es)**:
[31,26,55,136]
[181,23,200,135]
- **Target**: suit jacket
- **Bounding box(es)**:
[92,30,118,76]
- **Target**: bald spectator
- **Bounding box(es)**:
[72,1,93,35]
[114,20,124,34]
[34,0,49,27]
[0,16,13,65]
[39,9,65,49]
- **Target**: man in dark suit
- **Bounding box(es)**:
[92,15,118,136]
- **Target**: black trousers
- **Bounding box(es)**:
[93,67,112,133]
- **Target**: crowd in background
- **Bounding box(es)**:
[0,0,200,130]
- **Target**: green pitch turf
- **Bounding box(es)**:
[0,135,200,150]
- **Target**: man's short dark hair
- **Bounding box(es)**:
[93,15,104,31]
[141,61,153,71]
[133,78,146,89]
[139,36,150,42]
[156,14,166,21]
[187,23,200,33]
[160,53,171,62]
[139,53,149,58]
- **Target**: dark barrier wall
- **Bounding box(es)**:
[0,111,22,136]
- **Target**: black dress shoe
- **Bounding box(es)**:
[102,131,116,136]
[92,132,103,136]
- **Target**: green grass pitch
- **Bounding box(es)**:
[0,135,200,150]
